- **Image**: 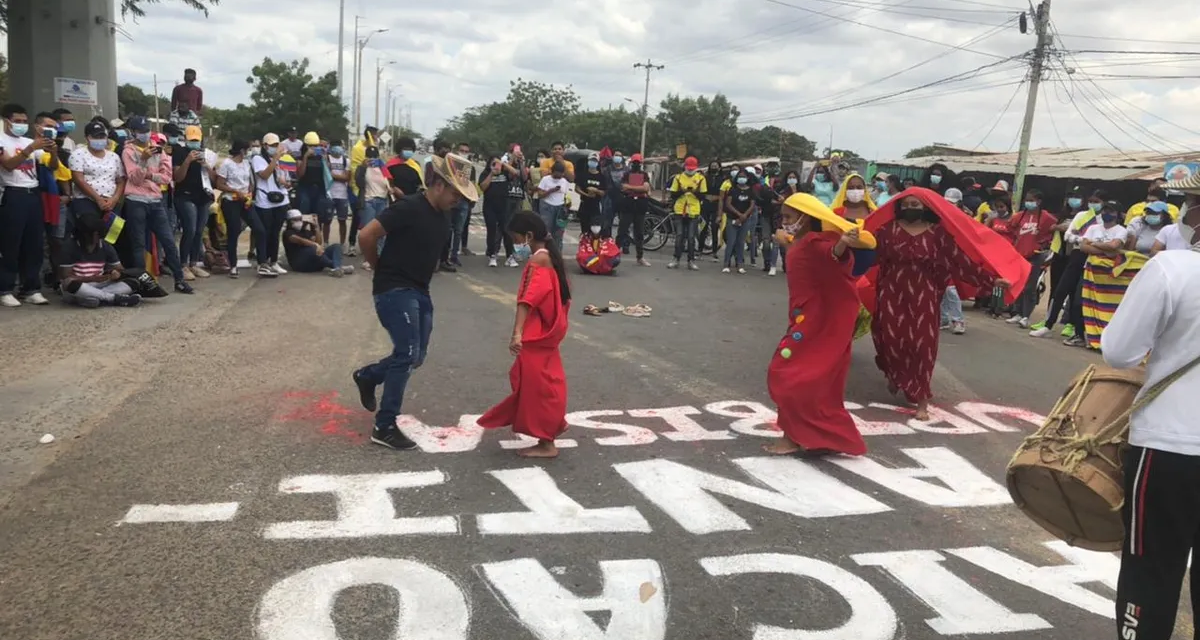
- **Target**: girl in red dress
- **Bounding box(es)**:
[868,191,1015,421]
[765,194,877,456]
[478,214,572,458]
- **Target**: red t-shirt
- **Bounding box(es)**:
[1009,209,1057,258]
[988,215,1017,242]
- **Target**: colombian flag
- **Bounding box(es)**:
[278,154,298,178]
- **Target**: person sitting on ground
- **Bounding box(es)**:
[58,211,142,308]
[281,210,354,277]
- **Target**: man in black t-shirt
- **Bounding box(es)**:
[577,152,609,236]
[351,153,480,451]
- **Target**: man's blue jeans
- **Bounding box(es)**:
[539,203,566,247]
[175,195,210,266]
[723,215,751,267]
[361,288,434,431]
[448,201,469,261]
[297,183,331,222]
[125,199,185,280]
[941,286,964,324]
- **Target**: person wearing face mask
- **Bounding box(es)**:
[119,116,190,292]
[478,212,572,459]
[249,133,290,278]
[808,164,836,206]
[325,140,351,250]
[618,153,653,267]
[763,193,877,457]
[351,153,480,451]
[353,145,392,272]
[69,121,127,244]
[51,108,77,152]
[870,172,889,205]
[479,154,520,267]
[1125,185,1179,226]
[282,210,353,277]
[1003,189,1058,328]
[1127,200,1170,256]
[921,163,953,195]
[213,139,255,279]
[170,125,214,280]
[1078,200,1141,350]
[722,168,758,274]
[386,136,424,198]
[1030,189,1102,342]
[862,189,1023,421]
[576,152,609,238]
[0,102,61,307]
[667,156,706,270]
[831,173,876,222]
[700,162,725,255]
[295,131,331,236]
[1150,191,1200,255]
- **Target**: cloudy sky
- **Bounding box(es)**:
[111,0,1200,159]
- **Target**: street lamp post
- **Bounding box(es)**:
[354,27,388,135]
[375,59,396,128]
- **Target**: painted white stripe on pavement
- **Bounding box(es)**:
[121,502,240,524]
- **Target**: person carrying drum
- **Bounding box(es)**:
[1101,245,1200,640]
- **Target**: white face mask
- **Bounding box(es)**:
[783,221,801,235]
[289,221,303,230]
[846,189,866,203]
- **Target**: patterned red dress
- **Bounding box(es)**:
[871,221,996,404]
[478,256,570,441]
[767,231,867,455]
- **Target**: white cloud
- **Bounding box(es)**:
[110,0,1200,158]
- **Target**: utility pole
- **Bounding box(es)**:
[351,16,361,138]
[152,74,160,132]
[355,27,389,136]
[336,0,345,105]
[374,59,394,127]
[633,59,664,158]
[1013,0,1052,200]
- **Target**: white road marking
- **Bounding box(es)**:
[120,502,239,524]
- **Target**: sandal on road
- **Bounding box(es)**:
[583,304,603,316]
[606,301,625,314]
[623,304,652,318]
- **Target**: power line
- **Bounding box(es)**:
[1054,33,1200,46]
[967,78,1026,150]
[1066,49,1200,56]
[784,0,1020,26]
[1044,66,1134,157]
[1040,81,1068,148]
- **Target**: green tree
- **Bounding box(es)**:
[904,145,941,158]
[438,79,582,156]
[737,126,816,162]
[219,57,348,143]
[822,148,864,161]
[0,0,218,31]
[560,107,644,153]
[117,83,169,118]
[655,93,740,161]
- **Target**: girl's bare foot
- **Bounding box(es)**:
[763,437,802,455]
[887,381,899,396]
[914,401,930,422]
[517,440,559,458]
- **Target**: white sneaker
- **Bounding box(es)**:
[270,263,288,275]
[722,267,731,274]
[229,267,240,279]
[1029,326,1051,337]
[488,257,498,268]
[952,321,966,335]
[257,264,278,278]
[737,267,747,275]
[505,256,519,268]
[1018,316,1030,329]
[345,245,358,257]
[0,293,20,308]
[1005,315,1023,324]
[361,261,373,272]
[325,267,344,278]
[688,262,699,271]
[341,265,355,275]
[768,267,778,277]
[667,260,679,269]
[191,265,211,278]
[22,292,49,305]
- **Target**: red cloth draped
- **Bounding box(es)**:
[767,232,867,455]
[478,262,570,441]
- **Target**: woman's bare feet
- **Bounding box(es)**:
[914,401,930,422]
[887,381,899,396]
[517,440,559,458]
[763,437,803,455]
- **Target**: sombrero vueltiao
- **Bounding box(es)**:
[429,153,480,202]
[1164,171,1200,195]
[783,192,878,249]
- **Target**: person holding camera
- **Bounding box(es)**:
[121,116,191,293]
[250,133,291,278]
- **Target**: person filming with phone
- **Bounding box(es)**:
[535,161,571,248]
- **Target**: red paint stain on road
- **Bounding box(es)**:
[278,390,368,444]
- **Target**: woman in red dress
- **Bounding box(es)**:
[478,213,571,458]
[765,193,877,456]
[868,190,1019,420]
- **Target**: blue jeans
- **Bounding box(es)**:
[0,188,44,295]
[360,197,389,254]
[448,201,469,261]
[539,203,566,247]
[175,195,210,265]
[252,205,287,264]
[125,199,184,279]
[361,288,434,431]
[941,286,964,324]
[332,198,349,221]
[723,215,751,267]
[297,183,331,222]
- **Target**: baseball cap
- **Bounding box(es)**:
[631,153,644,162]
[286,209,302,220]
[990,179,1010,193]
[587,151,600,161]
[1147,200,1169,213]
[262,133,281,145]
[126,116,150,133]
[110,118,125,129]
[303,131,320,146]
[944,188,964,203]
[184,125,203,141]
[84,121,107,138]
[683,156,699,171]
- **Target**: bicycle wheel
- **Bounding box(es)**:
[644,214,671,252]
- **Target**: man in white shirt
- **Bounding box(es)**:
[281,127,304,157]
[1101,246,1200,640]
[1151,192,1199,255]
[0,102,60,307]
[326,140,351,249]
[536,161,571,247]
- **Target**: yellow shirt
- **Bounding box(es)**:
[350,138,370,195]
[40,152,71,182]
[1125,201,1179,225]
[720,179,733,193]
[539,157,575,181]
[670,172,707,216]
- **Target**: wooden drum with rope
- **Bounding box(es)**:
[1006,364,1144,551]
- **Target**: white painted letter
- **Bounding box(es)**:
[954,402,1045,433]
[701,553,897,640]
[477,467,651,535]
[567,410,657,446]
[263,472,458,539]
[482,558,665,640]
[258,557,469,640]
[704,401,778,437]
[905,404,987,435]
[499,433,579,449]
[613,457,889,534]
[831,446,1008,507]
[628,406,734,441]
[852,550,1050,634]
[399,414,483,453]
[121,502,239,524]
[947,541,1118,618]
[844,401,914,436]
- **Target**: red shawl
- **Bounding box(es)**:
[857,187,1030,313]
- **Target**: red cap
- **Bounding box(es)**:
[631,153,644,162]
[683,156,698,170]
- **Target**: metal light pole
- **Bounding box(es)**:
[354,27,388,135]
[375,59,395,127]
[336,0,345,104]
[351,15,362,136]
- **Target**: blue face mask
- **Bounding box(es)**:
[58,121,76,134]
[115,129,128,139]
[1067,197,1082,209]
[736,177,748,186]
[88,138,107,151]
[168,136,182,146]
[187,141,202,150]
[331,146,345,155]
[513,242,532,261]
[1102,213,1118,225]
[876,181,887,191]
[367,158,384,168]
[1024,201,1038,211]
[613,156,623,165]
[930,174,943,185]
[1144,214,1164,226]
[401,150,415,160]
[267,146,278,157]
[9,121,28,137]
[1088,202,1102,212]
[135,132,150,144]
[814,174,827,183]
[787,178,798,186]
[588,160,598,169]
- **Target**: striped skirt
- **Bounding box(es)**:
[1080,253,1147,350]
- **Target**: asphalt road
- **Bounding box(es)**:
[0,223,1180,640]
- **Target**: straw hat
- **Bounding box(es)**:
[428,153,480,202]
[1164,172,1200,194]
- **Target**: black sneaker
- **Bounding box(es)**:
[353,369,378,411]
[113,293,142,307]
[371,427,417,450]
[439,261,458,273]
[174,280,195,294]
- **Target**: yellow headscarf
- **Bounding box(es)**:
[783,193,877,249]
[830,173,878,213]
